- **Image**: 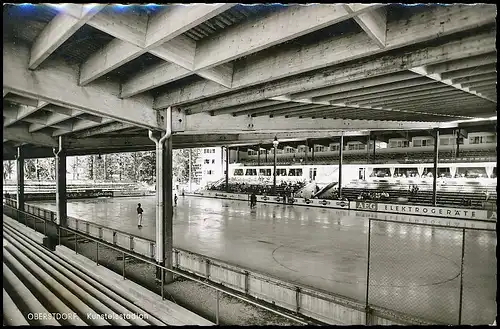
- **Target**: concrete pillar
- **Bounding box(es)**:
[273,147,277,195]
[149,107,173,283]
[311,142,315,162]
[225,146,229,192]
[338,135,344,199]
[372,135,376,162]
[16,146,25,212]
[257,144,261,166]
[456,129,460,158]
[432,128,440,206]
[304,140,308,165]
[236,147,239,163]
[161,133,174,283]
[265,148,268,163]
[366,135,371,163]
[188,149,192,192]
[55,145,67,227]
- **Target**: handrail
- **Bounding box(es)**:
[2,203,309,325]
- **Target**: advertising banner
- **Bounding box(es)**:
[349,201,495,221]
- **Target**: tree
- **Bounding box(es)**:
[173,148,201,184]
[3,160,14,181]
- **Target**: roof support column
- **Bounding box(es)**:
[366,135,371,164]
[432,128,440,206]
[372,135,376,163]
[188,149,192,193]
[257,144,261,166]
[53,137,67,227]
[225,146,229,193]
[305,140,309,165]
[16,146,25,213]
[338,135,344,199]
[236,147,239,163]
[455,129,460,159]
[273,146,277,195]
[149,107,173,284]
[312,143,315,162]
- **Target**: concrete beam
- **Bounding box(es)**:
[52,118,113,137]
[172,110,457,133]
[155,5,496,109]
[409,66,496,103]
[29,4,104,69]
[72,122,135,138]
[3,126,58,147]
[355,87,464,106]
[211,100,282,116]
[452,72,497,85]
[175,29,495,114]
[3,104,42,128]
[363,92,478,108]
[301,72,424,101]
[233,102,310,117]
[80,4,234,86]
[259,104,330,117]
[145,4,236,48]
[28,106,82,132]
[346,6,387,48]
[319,80,442,103]
[194,4,382,71]
[3,42,163,130]
[425,52,497,75]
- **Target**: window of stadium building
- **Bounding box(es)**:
[422,167,452,178]
[330,144,339,151]
[245,169,258,176]
[275,169,287,176]
[455,167,488,178]
[348,143,365,151]
[394,168,419,178]
[288,168,303,176]
[389,140,409,148]
[234,169,244,176]
[470,135,495,144]
[413,139,434,147]
[370,168,391,177]
[314,145,325,152]
[259,168,272,176]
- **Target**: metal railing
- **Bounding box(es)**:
[2,203,309,326]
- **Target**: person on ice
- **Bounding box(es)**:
[137,203,144,228]
[250,192,257,208]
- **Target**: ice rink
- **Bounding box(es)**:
[33,196,496,324]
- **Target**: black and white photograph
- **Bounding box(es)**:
[2,2,497,326]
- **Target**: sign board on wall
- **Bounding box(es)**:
[186,191,495,221]
[350,201,494,221]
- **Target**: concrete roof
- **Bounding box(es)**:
[2,4,497,157]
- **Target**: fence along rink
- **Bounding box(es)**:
[367,218,496,325]
[4,199,496,325]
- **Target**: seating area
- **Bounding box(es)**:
[3,181,141,194]
[208,180,306,196]
[2,215,213,326]
[337,185,496,209]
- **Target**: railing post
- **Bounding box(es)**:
[44,218,47,236]
[75,232,78,254]
[206,259,211,279]
[122,252,126,279]
[365,219,372,325]
[161,267,165,300]
[175,250,180,268]
[458,228,466,325]
[96,242,99,266]
[130,236,134,251]
[113,231,117,245]
[216,290,220,325]
[244,271,250,294]
[295,287,301,313]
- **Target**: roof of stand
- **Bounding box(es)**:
[2,3,497,158]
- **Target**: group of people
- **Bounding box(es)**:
[357,191,390,201]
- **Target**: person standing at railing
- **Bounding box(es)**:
[137,203,144,228]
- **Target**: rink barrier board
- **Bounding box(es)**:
[188,191,496,221]
[12,202,416,325]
